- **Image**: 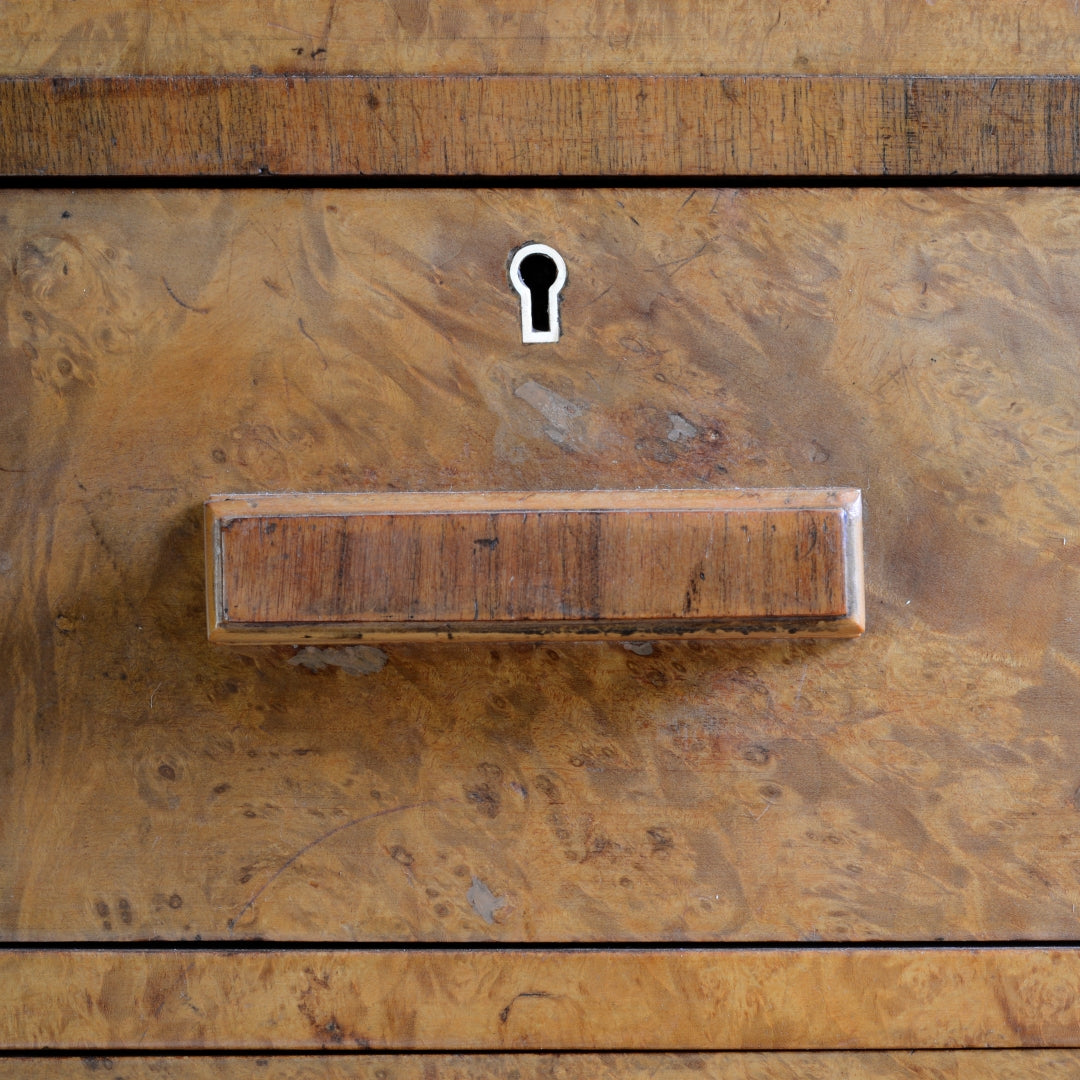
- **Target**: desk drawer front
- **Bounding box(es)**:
[2,186,1077,944]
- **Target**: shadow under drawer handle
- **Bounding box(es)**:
[205,488,864,644]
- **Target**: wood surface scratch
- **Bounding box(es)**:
[162,276,210,315]
[229,798,457,931]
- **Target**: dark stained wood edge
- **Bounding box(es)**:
[209,616,865,644]
[204,489,865,642]
[4,947,1080,1050]
[3,75,1080,177]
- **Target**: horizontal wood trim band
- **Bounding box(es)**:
[3,75,1080,177]
[9,1,1080,80]
[5,1051,1080,1079]
[207,489,864,642]
[5,947,1080,1051]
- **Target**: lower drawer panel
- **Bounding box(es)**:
[5,1054,1080,1080]
[5,947,1080,1050]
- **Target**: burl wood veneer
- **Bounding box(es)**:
[6,0,1080,1068]
[7,0,1080,78]
[3,187,1078,948]
[7,1053,1080,1079]
[5,947,1080,1050]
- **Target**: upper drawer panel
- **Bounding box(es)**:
[1,186,1077,942]
[6,0,1080,76]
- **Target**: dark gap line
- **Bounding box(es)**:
[0,1047,1073,1058]
[15,72,1080,80]
[5,174,1080,190]
[3,939,1080,951]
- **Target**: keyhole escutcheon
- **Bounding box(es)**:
[509,243,568,343]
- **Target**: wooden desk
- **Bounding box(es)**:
[3,3,1080,1076]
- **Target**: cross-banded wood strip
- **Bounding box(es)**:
[3,75,1080,177]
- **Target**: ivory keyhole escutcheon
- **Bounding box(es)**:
[509,243,567,343]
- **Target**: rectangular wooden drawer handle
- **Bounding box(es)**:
[205,489,864,643]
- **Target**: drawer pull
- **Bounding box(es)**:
[509,243,567,343]
[205,489,864,643]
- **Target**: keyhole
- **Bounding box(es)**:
[520,253,559,331]
[509,243,567,343]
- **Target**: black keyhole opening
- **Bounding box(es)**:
[519,252,559,332]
